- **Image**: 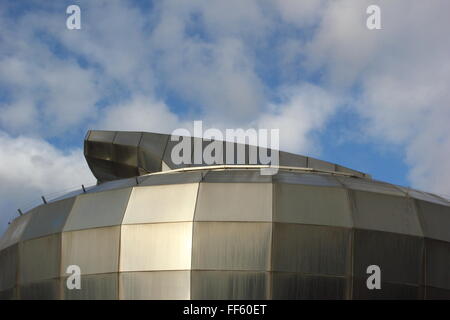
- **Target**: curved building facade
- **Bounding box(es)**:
[0,130,449,299]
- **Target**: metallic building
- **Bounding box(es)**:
[0,130,449,299]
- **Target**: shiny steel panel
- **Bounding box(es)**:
[120,223,193,271]
[272,224,351,275]
[203,170,272,183]
[61,226,120,275]
[191,271,269,299]
[22,198,75,241]
[191,222,271,271]
[194,183,272,222]
[273,184,353,227]
[122,184,198,224]
[139,171,204,185]
[308,157,336,171]
[20,233,61,284]
[138,132,168,173]
[63,188,132,231]
[119,271,190,299]
[351,191,423,236]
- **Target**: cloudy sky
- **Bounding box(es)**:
[0,0,449,233]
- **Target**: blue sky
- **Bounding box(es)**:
[1,0,449,233]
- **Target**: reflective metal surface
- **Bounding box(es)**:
[1,130,450,299]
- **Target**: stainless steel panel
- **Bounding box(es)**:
[19,278,61,300]
[273,184,353,227]
[138,132,169,173]
[119,271,190,299]
[87,130,116,143]
[61,226,120,276]
[337,176,405,196]
[19,234,61,284]
[120,223,193,271]
[22,198,75,241]
[397,186,449,206]
[203,170,272,183]
[0,211,33,250]
[192,222,271,271]
[272,224,351,275]
[273,172,342,187]
[279,152,308,168]
[63,188,132,231]
[139,171,204,185]
[194,183,272,222]
[123,184,198,224]
[426,286,450,299]
[112,132,141,167]
[351,191,423,236]
[335,165,366,178]
[425,238,450,290]
[0,244,18,291]
[272,273,347,299]
[353,229,423,285]
[415,200,450,242]
[63,273,118,300]
[0,287,16,300]
[308,157,336,171]
[86,177,136,193]
[352,278,422,300]
[191,271,269,299]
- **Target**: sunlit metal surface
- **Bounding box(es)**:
[0,130,450,299]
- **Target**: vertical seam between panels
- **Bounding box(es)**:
[412,198,427,299]
[136,132,144,175]
[269,182,275,300]
[161,136,170,171]
[117,187,134,300]
[190,181,201,299]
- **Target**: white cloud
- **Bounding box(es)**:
[0,132,96,235]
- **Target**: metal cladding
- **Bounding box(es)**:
[0,131,449,300]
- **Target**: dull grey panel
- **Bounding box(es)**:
[338,176,405,196]
[191,271,269,299]
[192,222,271,271]
[120,223,193,272]
[119,271,190,299]
[272,224,351,275]
[279,152,308,168]
[20,233,61,284]
[0,287,16,300]
[194,183,272,222]
[0,244,18,291]
[19,278,61,300]
[63,273,118,300]
[308,157,336,172]
[398,186,449,206]
[425,238,450,290]
[61,226,120,276]
[0,212,33,250]
[273,184,353,227]
[353,229,423,285]
[351,191,423,236]
[63,188,132,231]
[415,200,450,242]
[138,132,168,173]
[352,278,422,300]
[123,184,198,224]
[273,172,342,187]
[272,273,347,300]
[426,286,450,300]
[22,198,75,241]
